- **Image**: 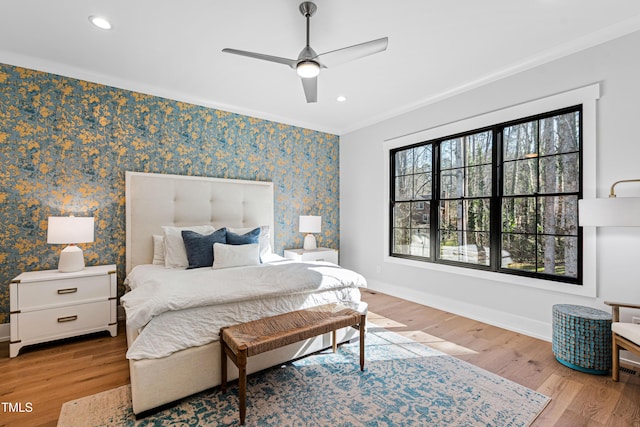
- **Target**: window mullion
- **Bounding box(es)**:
[431,142,439,261]
[491,127,502,271]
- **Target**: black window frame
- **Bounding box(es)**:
[389,105,583,285]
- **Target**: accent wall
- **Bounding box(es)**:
[0,63,339,325]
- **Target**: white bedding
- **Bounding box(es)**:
[121,259,366,360]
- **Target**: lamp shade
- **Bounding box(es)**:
[299,216,321,233]
[578,198,640,227]
[47,216,95,244]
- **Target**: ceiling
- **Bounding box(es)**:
[2,1,640,135]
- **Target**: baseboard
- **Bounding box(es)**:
[621,359,640,372]
[367,279,552,342]
[621,351,640,370]
[0,322,9,342]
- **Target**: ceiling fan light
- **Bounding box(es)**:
[297,61,320,78]
[89,15,112,30]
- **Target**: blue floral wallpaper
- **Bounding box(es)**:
[0,63,339,324]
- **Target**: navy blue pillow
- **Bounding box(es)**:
[182,228,227,269]
[227,227,260,245]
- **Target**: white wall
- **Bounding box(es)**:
[340,30,640,343]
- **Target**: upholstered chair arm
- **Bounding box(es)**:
[604,301,640,322]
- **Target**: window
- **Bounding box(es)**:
[390,106,582,284]
[393,145,432,258]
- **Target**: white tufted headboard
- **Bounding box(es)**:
[125,171,274,274]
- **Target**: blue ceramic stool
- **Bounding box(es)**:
[552,304,612,375]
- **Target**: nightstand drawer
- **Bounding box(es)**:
[17,275,110,311]
[284,248,339,264]
[300,251,335,262]
[16,301,112,341]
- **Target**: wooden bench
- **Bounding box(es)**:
[220,303,366,425]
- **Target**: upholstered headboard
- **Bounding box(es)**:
[125,171,274,274]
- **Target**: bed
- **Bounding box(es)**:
[122,171,366,415]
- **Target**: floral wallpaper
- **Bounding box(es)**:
[0,63,339,324]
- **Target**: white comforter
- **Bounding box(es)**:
[121,259,367,360]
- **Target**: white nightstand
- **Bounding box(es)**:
[9,264,118,358]
[283,248,339,265]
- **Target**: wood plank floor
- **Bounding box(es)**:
[1,289,639,426]
[0,323,129,427]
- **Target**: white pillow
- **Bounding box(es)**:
[152,234,165,265]
[212,243,260,269]
[162,225,215,268]
[227,225,272,261]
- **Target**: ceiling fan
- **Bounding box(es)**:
[222,2,388,103]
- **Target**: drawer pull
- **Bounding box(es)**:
[57,315,78,323]
[57,288,78,295]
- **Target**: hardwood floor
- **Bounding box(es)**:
[0,323,129,427]
[1,289,638,426]
[363,290,640,427]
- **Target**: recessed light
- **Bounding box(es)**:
[89,15,112,30]
[336,95,347,102]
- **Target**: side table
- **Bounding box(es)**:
[552,304,612,375]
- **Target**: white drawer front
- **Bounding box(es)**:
[302,251,338,263]
[17,301,111,341]
[18,275,110,310]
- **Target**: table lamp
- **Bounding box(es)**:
[47,216,94,272]
[299,215,321,250]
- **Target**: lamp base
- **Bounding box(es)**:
[58,245,85,272]
[303,234,317,250]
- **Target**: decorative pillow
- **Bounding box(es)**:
[212,243,261,269]
[182,228,227,269]
[152,234,165,265]
[162,225,216,268]
[228,225,272,260]
[227,227,261,245]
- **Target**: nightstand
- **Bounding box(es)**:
[9,264,118,358]
[283,248,339,265]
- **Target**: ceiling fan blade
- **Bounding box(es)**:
[301,76,317,103]
[222,48,297,68]
[314,37,388,68]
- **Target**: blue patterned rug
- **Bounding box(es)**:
[58,326,550,426]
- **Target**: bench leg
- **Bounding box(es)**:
[332,330,337,353]
[238,349,247,425]
[221,337,227,393]
[359,314,366,371]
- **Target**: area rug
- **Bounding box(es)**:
[58,326,550,426]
